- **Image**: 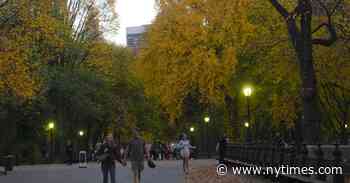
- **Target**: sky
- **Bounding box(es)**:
[106,0,157,45]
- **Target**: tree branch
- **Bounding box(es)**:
[268,0,289,18]
[314,0,343,17]
[312,25,337,46]
[289,3,302,20]
[287,20,301,49]
[0,0,9,9]
[312,0,341,46]
[312,23,327,34]
[268,0,302,49]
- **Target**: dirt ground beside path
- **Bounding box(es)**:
[185,164,272,183]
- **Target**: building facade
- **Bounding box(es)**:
[126,25,149,54]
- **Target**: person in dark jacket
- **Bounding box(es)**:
[65,140,73,165]
[125,129,147,183]
[216,135,228,164]
[151,142,161,161]
[96,134,125,183]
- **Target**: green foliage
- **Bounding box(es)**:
[0,0,169,163]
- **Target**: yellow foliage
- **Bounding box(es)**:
[248,0,350,127]
[0,44,36,98]
[135,0,254,122]
[85,42,114,77]
[0,0,67,98]
[246,0,301,126]
[315,44,350,90]
[85,42,133,83]
[271,94,298,128]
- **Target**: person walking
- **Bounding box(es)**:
[96,134,125,183]
[145,141,152,160]
[164,143,171,160]
[152,142,161,161]
[177,133,195,174]
[126,129,147,183]
[65,140,73,165]
[216,135,228,164]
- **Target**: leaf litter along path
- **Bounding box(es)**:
[186,160,272,183]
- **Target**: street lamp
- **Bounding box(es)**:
[243,87,252,97]
[204,116,210,123]
[190,127,195,133]
[48,121,55,162]
[343,123,349,145]
[79,130,84,137]
[48,122,55,130]
[244,122,250,128]
[78,130,85,151]
[204,116,210,158]
[243,86,253,143]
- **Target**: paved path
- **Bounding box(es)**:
[0,160,271,183]
[0,160,214,183]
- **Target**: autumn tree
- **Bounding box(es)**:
[136,0,254,129]
[267,0,347,143]
[316,42,350,143]
[0,0,135,161]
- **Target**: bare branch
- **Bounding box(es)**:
[312,0,340,46]
[69,0,82,29]
[314,0,343,18]
[315,0,330,16]
[312,24,337,46]
[330,0,343,16]
[73,1,95,41]
[268,0,289,18]
[268,0,302,49]
[0,0,9,9]
[312,23,327,34]
[289,3,302,20]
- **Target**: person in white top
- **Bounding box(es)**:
[145,142,152,160]
[177,133,195,174]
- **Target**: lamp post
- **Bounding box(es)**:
[78,130,85,150]
[243,86,252,143]
[343,123,348,145]
[204,116,210,158]
[48,122,55,162]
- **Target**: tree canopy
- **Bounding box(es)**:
[135,0,254,122]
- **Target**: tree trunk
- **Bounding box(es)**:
[293,1,321,144]
[225,94,240,142]
[270,0,340,144]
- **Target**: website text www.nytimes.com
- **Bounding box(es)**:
[216,164,343,178]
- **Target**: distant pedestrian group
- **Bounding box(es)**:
[73,129,197,183]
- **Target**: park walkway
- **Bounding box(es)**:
[0,160,270,183]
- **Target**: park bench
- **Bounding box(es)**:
[0,155,15,175]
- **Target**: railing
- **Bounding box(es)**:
[224,143,350,183]
[0,155,15,175]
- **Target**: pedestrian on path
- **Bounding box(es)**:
[65,140,73,165]
[216,134,228,164]
[96,134,125,183]
[125,129,148,183]
[145,141,152,160]
[177,133,195,174]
